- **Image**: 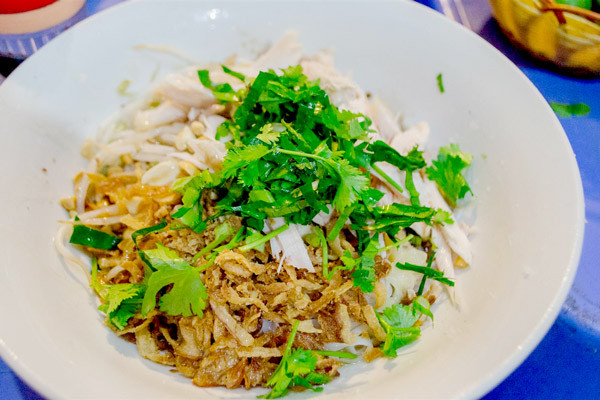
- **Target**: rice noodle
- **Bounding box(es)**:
[78,204,120,221]
[75,216,125,226]
[75,173,90,215]
[54,223,90,284]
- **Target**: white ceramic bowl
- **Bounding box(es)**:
[0,0,584,399]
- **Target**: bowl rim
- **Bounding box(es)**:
[0,0,585,399]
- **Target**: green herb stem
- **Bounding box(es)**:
[314,227,329,280]
[313,350,357,359]
[238,224,289,252]
[372,164,404,194]
[404,172,421,207]
[417,253,435,296]
[326,206,354,242]
[379,234,414,253]
[275,148,328,163]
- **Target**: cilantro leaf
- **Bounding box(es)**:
[98,284,144,330]
[256,123,283,144]
[426,144,473,207]
[350,238,379,292]
[331,160,370,211]
[221,144,272,179]
[377,296,433,357]
[92,257,144,330]
[369,141,426,172]
[197,69,241,103]
[259,320,333,399]
[367,203,452,236]
[141,243,208,317]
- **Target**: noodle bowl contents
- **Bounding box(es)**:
[57,32,473,398]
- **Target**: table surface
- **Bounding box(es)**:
[1,0,599,398]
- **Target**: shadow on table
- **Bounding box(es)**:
[12,376,44,400]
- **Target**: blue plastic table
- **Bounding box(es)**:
[1,0,599,398]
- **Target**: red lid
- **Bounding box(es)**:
[0,0,58,14]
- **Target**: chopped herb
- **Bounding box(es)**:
[436,73,445,93]
[69,224,121,250]
[168,65,457,301]
[349,238,379,292]
[238,224,288,252]
[117,79,132,96]
[426,144,472,207]
[221,65,246,82]
[91,257,144,330]
[131,219,168,245]
[395,261,455,287]
[378,296,433,357]
[417,253,435,296]
[141,244,208,317]
[314,226,329,279]
[191,221,236,262]
[549,101,590,118]
[259,320,334,399]
[312,350,357,359]
[98,284,144,330]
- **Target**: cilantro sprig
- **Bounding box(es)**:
[259,320,354,399]
[141,243,208,317]
[91,257,144,330]
[426,144,473,207]
[377,296,433,358]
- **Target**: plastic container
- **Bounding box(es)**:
[489,0,600,74]
[0,0,86,59]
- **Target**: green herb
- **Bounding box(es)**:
[240,228,267,252]
[312,350,357,359]
[98,284,144,330]
[436,73,445,93]
[549,101,591,118]
[117,79,132,96]
[191,221,236,262]
[349,238,379,292]
[326,206,354,242]
[141,243,208,317]
[378,234,414,253]
[132,219,168,245]
[69,224,121,250]
[417,253,435,296]
[259,320,334,399]
[238,224,288,252]
[91,257,144,330]
[378,296,433,357]
[426,144,473,207]
[222,65,247,82]
[172,65,455,296]
[366,204,453,236]
[313,226,329,279]
[197,69,242,103]
[395,261,455,287]
[90,257,104,296]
